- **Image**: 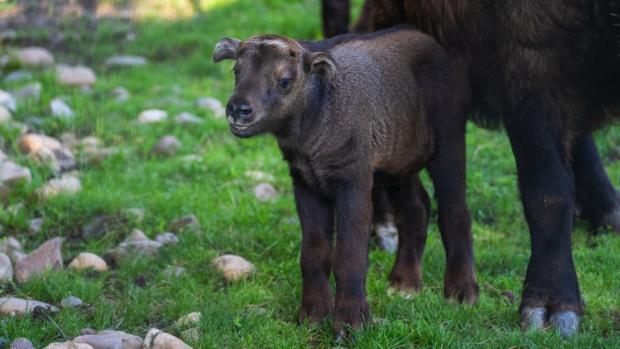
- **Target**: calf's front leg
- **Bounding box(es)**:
[332,174,373,334]
[294,179,335,324]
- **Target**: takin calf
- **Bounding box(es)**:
[213,26,477,334]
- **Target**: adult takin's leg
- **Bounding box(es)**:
[372,176,398,252]
[321,0,350,38]
[332,172,372,335]
[294,179,335,324]
[504,112,583,338]
[386,175,430,293]
[572,133,620,233]
[427,120,479,304]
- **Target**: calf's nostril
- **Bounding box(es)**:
[237,104,253,117]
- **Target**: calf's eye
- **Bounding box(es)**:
[278,78,291,89]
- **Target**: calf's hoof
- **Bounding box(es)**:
[521,307,580,338]
[298,296,333,324]
[333,299,370,334]
[444,273,479,305]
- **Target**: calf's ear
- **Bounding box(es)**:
[309,52,337,80]
[213,37,240,63]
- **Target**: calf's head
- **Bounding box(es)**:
[213,35,336,138]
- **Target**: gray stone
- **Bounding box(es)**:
[174,112,202,125]
[196,97,225,118]
[0,89,17,111]
[50,98,74,118]
[0,160,32,185]
[0,297,58,315]
[0,253,13,282]
[162,266,186,278]
[168,215,200,233]
[12,82,41,101]
[16,47,54,67]
[60,295,83,308]
[37,174,81,200]
[142,328,192,349]
[43,342,93,349]
[56,65,96,87]
[152,136,181,156]
[14,237,63,283]
[253,183,278,202]
[4,71,32,83]
[176,312,201,328]
[138,109,167,123]
[10,338,35,349]
[29,217,44,233]
[105,55,148,67]
[112,87,130,103]
[155,232,179,245]
[82,214,127,240]
[0,106,11,123]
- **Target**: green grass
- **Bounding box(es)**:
[0,0,619,347]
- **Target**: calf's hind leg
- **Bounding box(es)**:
[386,174,430,293]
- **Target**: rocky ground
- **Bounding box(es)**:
[0,0,618,348]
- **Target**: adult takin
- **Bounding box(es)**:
[213,27,476,335]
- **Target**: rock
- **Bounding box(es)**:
[0,106,12,123]
[168,215,200,233]
[69,252,108,272]
[211,254,254,282]
[16,47,54,67]
[60,132,79,148]
[105,55,148,67]
[196,97,225,118]
[29,217,44,233]
[10,338,35,349]
[162,266,186,278]
[0,297,58,315]
[12,82,41,101]
[75,330,142,349]
[126,229,149,242]
[174,112,202,125]
[50,98,74,118]
[0,160,32,186]
[138,109,167,123]
[80,328,97,335]
[0,150,6,161]
[253,183,278,202]
[4,70,32,83]
[244,170,275,182]
[37,174,81,200]
[112,87,130,103]
[180,328,200,343]
[60,295,83,308]
[152,136,181,156]
[106,232,163,262]
[14,237,63,283]
[0,253,13,282]
[0,89,17,111]
[123,208,145,223]
[0,237,22,262]
[82,214,127,240]
[43,342,93,349]
[142,328,192,349]
[56,65,96,87]
[155,232,179,245]
[18,134,76,172]
[176,312,202,328]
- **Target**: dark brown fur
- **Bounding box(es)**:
[343,0,620,335]
[214,26,477,333]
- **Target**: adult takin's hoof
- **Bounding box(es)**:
[601,206,620,234]
[297,300,333,324]
[521,307,580,338]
